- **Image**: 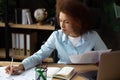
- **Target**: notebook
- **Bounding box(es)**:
[79,51,120,80]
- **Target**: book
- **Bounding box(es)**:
[11,33,16,57]
[47,66,75,80]
[19,33,25,56]
[15,33,20,55]
[26,10,33,24]
[22,9,29,24]
[15,8,33,24]
[15,8,22,24]
[69,49,112,64]
[26,32,37,56]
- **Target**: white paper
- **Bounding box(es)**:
[69,49,112,64]
[0,66,35,80]
[0,66,52,80]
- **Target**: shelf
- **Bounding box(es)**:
[0,48,29,60]
[0,0,56,61]
[9,23,55,30]
[0,22,55,30]
[0,48,6,58]
[0,48,54,61]
[9,54,29,60]
[0,22,5,27]
[9,49,31,60]
[9,49,53,61]
[0,22,55,60]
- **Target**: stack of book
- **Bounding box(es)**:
[15,8,33,24]
[11,32,37,59]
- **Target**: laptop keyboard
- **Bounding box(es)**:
[78,70,97,80]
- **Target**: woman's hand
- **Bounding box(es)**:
[5,64,24,75]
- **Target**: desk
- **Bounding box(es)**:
[0,61,98,80]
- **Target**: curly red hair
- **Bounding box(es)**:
[56,0,94,35]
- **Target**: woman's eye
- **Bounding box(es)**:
[59,19,69,24]
[65,21,69,24]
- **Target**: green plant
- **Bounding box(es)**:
[103,0,120,32]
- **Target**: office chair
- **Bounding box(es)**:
[51,17,60,63]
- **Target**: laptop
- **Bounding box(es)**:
[79,51,120,80]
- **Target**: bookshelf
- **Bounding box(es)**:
[0,0,56,61]
[0,22,55,60]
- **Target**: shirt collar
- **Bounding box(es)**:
[62,33,87,46]
[78,36,85,46]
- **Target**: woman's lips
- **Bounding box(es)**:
[62,29,66,32]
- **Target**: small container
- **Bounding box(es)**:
[35,65,47,80]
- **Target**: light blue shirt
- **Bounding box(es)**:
[22,30,107,70]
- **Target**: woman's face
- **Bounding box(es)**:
[59,12,77,37]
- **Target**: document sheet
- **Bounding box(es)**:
[0,66,52,80]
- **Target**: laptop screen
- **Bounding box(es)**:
[97,51,120,80]
[78,51,120,80]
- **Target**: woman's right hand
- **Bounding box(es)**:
[5,64,24,75]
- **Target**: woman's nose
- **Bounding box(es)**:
[61,22,65,28]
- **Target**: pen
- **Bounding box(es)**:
[36,68,46,80]
[10,57,14,68]
[11,48,14,69]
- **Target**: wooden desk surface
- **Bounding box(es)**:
[0,61,98,80]
[44,63,98,80]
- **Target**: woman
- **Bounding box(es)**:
[5,0,107,75]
